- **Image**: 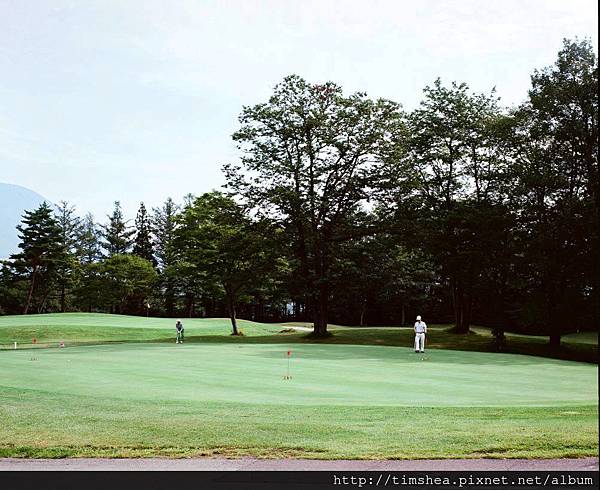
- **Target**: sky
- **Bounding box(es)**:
[0,0,598,221]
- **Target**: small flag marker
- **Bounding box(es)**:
[284,350,292,379]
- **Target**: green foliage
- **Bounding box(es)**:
[9,202,67,314]
[100,201,133,257]
[225,75,405,334]
[132,202,156,267]
[100,254,157,314]
[174,192,283,333]
[506,38,598,341]
[76,213,102,265]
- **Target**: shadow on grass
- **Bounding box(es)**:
[3,327,596,364]
[162,329,598,364]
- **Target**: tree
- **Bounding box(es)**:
[153,198,180,315]
[404,79,507,333]
[100,201,133,256]
[153,198,179,269]
[76,213,102,265]
[175,192,280,334]
[509,38,598,346]
[132,202,156,266]
[330,231,436,327]
[225,75,405,336]
[73,261,105,313]
[10,202,66,314]
[101,254,157,314]
[54,201,82,312]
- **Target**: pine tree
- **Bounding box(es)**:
[100,201,133,256]
[152,198,179,315]
[11,202,65,314]
[54,201,82,312]
[133,203,156,266]
[77,213,102,265]
[152,198,179,269]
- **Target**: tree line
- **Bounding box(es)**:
[0,39,597,345]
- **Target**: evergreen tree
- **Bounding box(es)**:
[153,198,180,315]
[77,213,102,265]
[100,201,133,256]
[132,203,156,266]
[11,202,66,314]
[54,201,82,312]
[152,198,179,269]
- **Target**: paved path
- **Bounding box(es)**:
[0,457,597,471]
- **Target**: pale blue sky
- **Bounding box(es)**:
[1,0,597,220]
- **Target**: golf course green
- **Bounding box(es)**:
[0,314,597,459]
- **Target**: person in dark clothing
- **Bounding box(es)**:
[175,320,184,344]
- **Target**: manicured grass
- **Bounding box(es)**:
[0,314,597,459]
[1,313,596,363]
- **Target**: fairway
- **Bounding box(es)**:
[0,314,597,459]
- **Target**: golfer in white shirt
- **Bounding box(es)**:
[414,315,427,353]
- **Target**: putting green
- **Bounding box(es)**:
[0,342,596,407]
[1,314,597,458]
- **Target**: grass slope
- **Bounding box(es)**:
[1,314,596,364]
[0,313,597,459]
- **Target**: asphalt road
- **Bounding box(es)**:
[0,457,597,471]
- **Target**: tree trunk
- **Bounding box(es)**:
[226,290,239,335]
[451,277,471,333]
[549,333,561,349]
[312,283,329,336]
[186,294,194,318]
[60,283,66,313]
[37,288,51,314]
[359,299,367,327]
[400,302,406,327]
[165,278,175,316]
[23,268,38,315]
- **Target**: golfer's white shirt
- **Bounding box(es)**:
[414,321,427,333]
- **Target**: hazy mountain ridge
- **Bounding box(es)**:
[0,183,49,259]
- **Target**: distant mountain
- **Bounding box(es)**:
[0,183,49,259]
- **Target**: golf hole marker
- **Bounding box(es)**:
[284,350,292,379]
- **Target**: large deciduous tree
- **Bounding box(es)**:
[404,79,507,333]
[225,75,404,336]
[509,38,598,346]
[175,192,280,335]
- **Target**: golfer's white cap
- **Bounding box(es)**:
[416,315,422,321]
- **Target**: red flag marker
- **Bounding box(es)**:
[284,350,292,379]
